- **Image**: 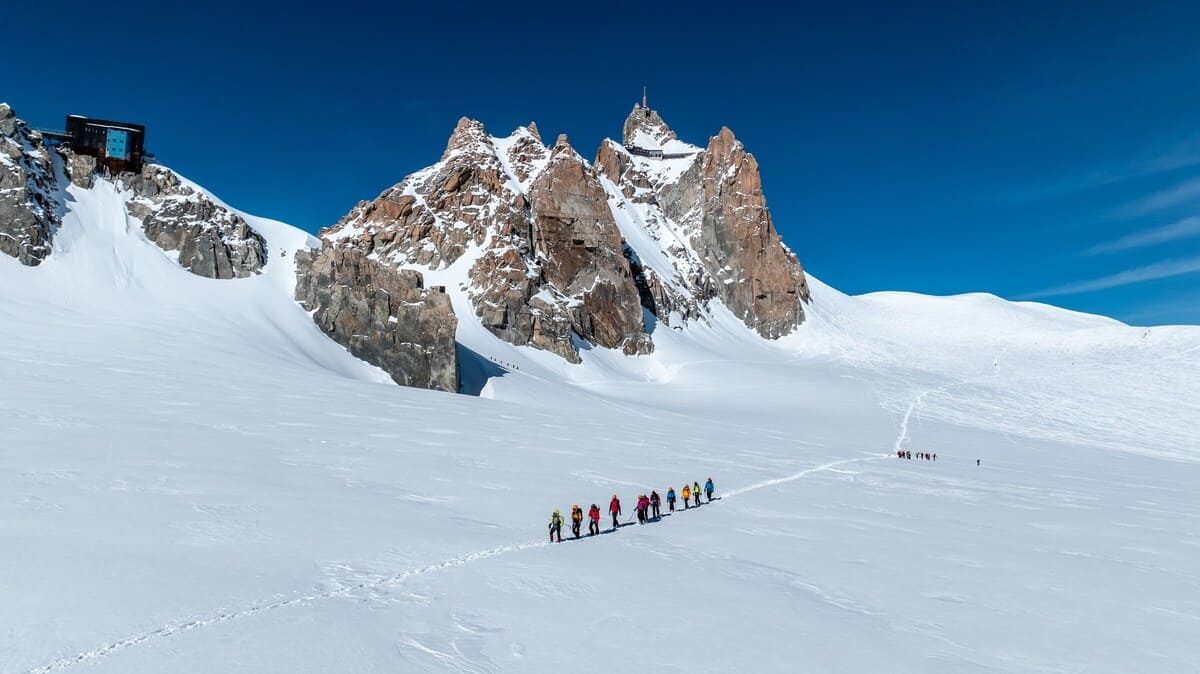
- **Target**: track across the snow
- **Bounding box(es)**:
[25,451,888,673]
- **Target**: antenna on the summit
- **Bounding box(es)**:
[642,86,648,109]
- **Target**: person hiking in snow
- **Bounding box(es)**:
[650,490,661,519]
[704,477,714,502]
[609,495,622,530]
[549,509,564,543]
[932,453,937,461]
[666,487,677,512]
[588,503,601,536]
[681,484,691,509]
[570,505,583,539]
[692,481,702,507]
[636,494,650,524]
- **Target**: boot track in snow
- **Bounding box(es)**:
[25,453,888,673]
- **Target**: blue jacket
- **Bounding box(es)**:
[705,480,714,492]
[667,489,676,500]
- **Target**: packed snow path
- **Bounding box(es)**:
[25,457,884,674]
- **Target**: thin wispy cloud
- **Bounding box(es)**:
[1023,255,1200,299]
[1085,216,1200,254]
[1116,176,1200,217]
[1008,136,1200,202]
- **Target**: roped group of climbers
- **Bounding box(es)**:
[549,477,715,542]
[896,450,936,460]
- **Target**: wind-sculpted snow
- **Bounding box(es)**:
[2,168,1199,672]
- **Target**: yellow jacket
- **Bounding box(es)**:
[681,486,691,499]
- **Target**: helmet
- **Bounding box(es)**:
[553,509,560,514]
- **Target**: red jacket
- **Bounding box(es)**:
[588,506,600,521]
[609,498,621,514]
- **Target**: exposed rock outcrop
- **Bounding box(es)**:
[66,152,96,189]
[321,118,652,363]
[697,127,810,336]
[597,105,810,337]
[0,103,60,266]
[525,136,650,356]
[122,164,267,279]
[294,244,458,392]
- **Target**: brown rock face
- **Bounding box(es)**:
[697,127,810,337]
[526,138,650,356]
[121,164,267,279]
[0,103,59,266]
[597,107,810,338]
[321,119,651,363]
[295,244,458,392]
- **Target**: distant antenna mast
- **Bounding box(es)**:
[642,86,648,109]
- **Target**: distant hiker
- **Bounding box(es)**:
[609,495,622,529]
[693,482,702,507]
[650,490,662,519]
[897,450,903,459]
[588,504,601,536]
[682,484,691,508]
[933,453,937,461]
[549,509,564,543]
[704,477,715,502]
[977,459,980,466]
[906,451,912,460]
[636,494,651,524]
[571,505,584,539]
[667,487,677,512]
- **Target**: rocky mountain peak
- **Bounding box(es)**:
[0,103,60,266]
[442,117,490,160]
[526,122,541,143]
[0,102,17,136]
[622,104,677,149]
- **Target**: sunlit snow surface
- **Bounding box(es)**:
[2,177,1199,673]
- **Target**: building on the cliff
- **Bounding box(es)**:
[628,91,699,161]
[59,115,147,174]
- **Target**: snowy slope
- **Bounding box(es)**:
[2,170,1200,673]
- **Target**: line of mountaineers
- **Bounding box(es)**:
[897,450,936,460]
[548,478,716,542]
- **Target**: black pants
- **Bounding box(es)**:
[572,521,581,537]
[651,503,660,518]
[550,524,561,541]
[668,498,675,512]
[706,489,713,502]
[693,493,700,506]
[588,520,599,535]
[611,513,620,529]
[684,498,690,509]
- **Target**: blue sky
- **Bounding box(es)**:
[7,1,1200,324]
